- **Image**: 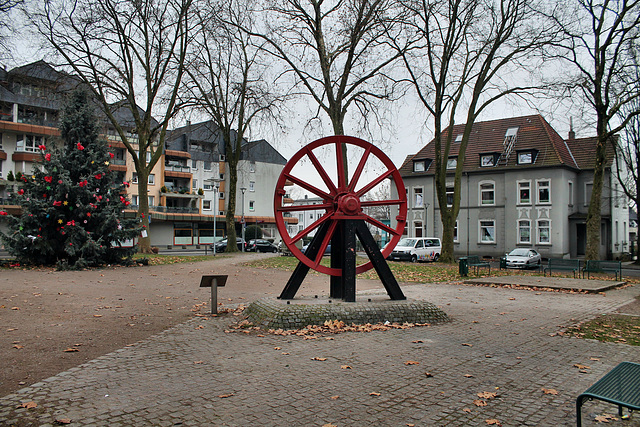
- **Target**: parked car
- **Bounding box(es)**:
[211,238,246,252]
[386,237,441,262]
[247,239,278,253]
[301,243,332,256]
[505,248,541,269]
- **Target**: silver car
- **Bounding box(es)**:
[505,248,541,269]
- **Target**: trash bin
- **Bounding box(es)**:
[500,257,507,270]
[458,257,468,276]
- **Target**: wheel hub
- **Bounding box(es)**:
[337,193,361,215]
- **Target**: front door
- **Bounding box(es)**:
[577,223,586,256]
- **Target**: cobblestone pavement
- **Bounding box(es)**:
[1,280,639,426]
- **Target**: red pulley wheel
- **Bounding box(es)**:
[274,135,407,276]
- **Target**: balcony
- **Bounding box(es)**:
[165,164,191,173]
[152,205,199,214]
[165,149,191,159]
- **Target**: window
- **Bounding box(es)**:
[132,173,139,184]
[455,134,463,143]
[413,161,425,172]
[446,157,457,169]
[192,179,197,189]
[148,174,155,185]
[537,180,550,204]
[446,185,454,207]
[148,196,154,207]
[249,201,255,211]
[479,220,495,243]
[192,160,197,170]
[585,183,593,206]
[480,154,495,167]
[518,220,531,244]
[480,182,495,205]
[203,200,211,210]
[146,152,151,163]
[132,195,139,206]
[249,181,255,192]
[298,213,304,221]
[568,181,574,206]
[204,161,212,171]
[220,154,226,162]
[537,220,551,244]
[16,134,44,152]
[414,221,423,238]
[506,127,519,137]
[250,161,256,173]
[413,187,423,208]
[518,181,531,204]
[453,220,459,243]
[219,192,224,199]
[204,183,212,190]
[518,152,533,165]
[0,132,3,149]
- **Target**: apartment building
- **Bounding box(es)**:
[393,115,629,260]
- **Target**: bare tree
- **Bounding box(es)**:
[395,0,558,262]
[183,0,286,251]
[0,0,24,59]
[552,0,640,260]
[244,0,407,172]
[27,0,193,253]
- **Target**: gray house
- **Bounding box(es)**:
[392,115,628,260]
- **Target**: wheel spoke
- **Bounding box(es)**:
[312,219,337,267]
[348,144,372,192]
[363,214,399,236]
[278,202,333,212]
[285,173,332,200]
[335,140,347,189]
[291,211,333,244]
[305,146,337,194]
[355,168,394,198]
[360,199,405,207]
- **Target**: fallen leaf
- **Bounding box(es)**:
[589,357,600,361]
[194,361,204,364]
[407,424,415,426]
[370,392,381,396]
[412,340,423,343]
[541,388,558,395]
[274,347,281,350]
[477,391,497,399]
[341,365,352,369]
[13,344,24,349]
[462,343,473,347]
[322,424,337,427]
[311,357,327,361]
[404,361,420,365]
[18,401,37,409]
[281,352,290,355]
[217,393,234,398]
[463,408,472,413]
[54,419,72,425]
[11,307,19,310]
[93,314,102,318]
[464,374,474,378]
[425,372,434,378]
[574,364,590,370]
[195,325,204,330]
[473,400,487,407]
[330,395,340,400]
[594,414,618,422]
[63,348,79,352]
[485,419,501,426]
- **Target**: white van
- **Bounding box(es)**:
[387,237,441,262]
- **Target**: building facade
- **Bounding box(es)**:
[393,115,629,260]
[0,60,293,248]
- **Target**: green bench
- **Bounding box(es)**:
[576,361,640,427]
[543,258,580,278]
[583,260,622,280]
[467,255,490,274]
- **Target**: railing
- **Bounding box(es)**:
[153,205,199,214]
[165,165,191,173]
[112,159,126,166]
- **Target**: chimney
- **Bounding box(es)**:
[568,117,575,140]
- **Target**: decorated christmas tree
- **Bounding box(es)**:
[0,89,140,269]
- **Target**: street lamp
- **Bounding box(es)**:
[424,202,430,237]
[240,187,247,252]
[213,183,219,255]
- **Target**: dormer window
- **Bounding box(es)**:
[455,134,463,143]
[505,127,519,137]
[517,150,537,165]
[446,157,457,169]
[412,159,431,172]
[480,153,498,167]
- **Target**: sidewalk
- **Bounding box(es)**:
[1,278,639,426]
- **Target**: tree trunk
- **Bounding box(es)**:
[136,177,153,253]
[439,212,456,263]
[585,127,608,261]
[225,157,239,252]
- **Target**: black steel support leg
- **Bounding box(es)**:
[278,222,330,300]
[330,222,344,299]
[355,220,406,300]
[342,220,357,302]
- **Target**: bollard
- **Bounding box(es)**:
[199,275,228,314]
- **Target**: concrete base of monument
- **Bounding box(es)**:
[244,295,450,330]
